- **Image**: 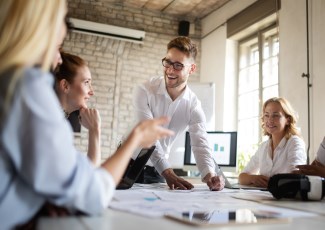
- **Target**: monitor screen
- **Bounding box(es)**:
[184,131,237,167]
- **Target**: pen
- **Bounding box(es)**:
[212,158,221,177]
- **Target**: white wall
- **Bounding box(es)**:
[201,26,226,131]
[201,0,256,131]
[201,0,257,37]
[279,0,308,155]
[273,0,325,160]
[310,0,325,157]
[200,0,325,161]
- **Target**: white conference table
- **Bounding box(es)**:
[38,209,325,230]
[37,182,325,230]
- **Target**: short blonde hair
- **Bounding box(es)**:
[0,0,67,73]
[261,97,300,139]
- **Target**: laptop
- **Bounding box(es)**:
[213,159,267,191]
[221,170,267,191]
[116,146,156,190]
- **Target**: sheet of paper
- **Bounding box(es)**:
[110,185,319,219]
[111,186,259,217]
[153,190,245,202]
[231,190,275,202]
[113,189,159,202]
[110,200,202,217]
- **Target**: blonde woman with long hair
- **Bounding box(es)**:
[238,97,306,188]
[0,1,173,229]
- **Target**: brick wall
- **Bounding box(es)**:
[65,0,202,161]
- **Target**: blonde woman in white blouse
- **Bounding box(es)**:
[239,97,306,188]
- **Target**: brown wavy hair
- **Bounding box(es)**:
[167,36,197,61]
[54,51,87,84]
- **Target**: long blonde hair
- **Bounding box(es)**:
[0,0,66,73]
[0,0,66,119]
[261,97,301,139]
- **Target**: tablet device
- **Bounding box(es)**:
[165,209,290,226]
[116,146,155,190]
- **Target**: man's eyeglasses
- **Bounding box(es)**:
[161,58,191,71]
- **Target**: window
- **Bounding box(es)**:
[237,26,279,163]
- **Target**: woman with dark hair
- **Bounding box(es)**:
[239,97,306,188]
[55,51,101,165]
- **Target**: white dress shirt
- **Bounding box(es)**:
[0,68,115,229]
[316,137,325,165]
[133,76,215,178]
[242,135,306,177]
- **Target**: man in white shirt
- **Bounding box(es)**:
[133,36,225,191]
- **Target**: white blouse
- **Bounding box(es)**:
[242,135,306,177]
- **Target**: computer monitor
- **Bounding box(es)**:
[184,131,237,173]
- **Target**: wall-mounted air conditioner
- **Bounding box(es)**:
[70,18,145,44]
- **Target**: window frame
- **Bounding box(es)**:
[236,23,279,158]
